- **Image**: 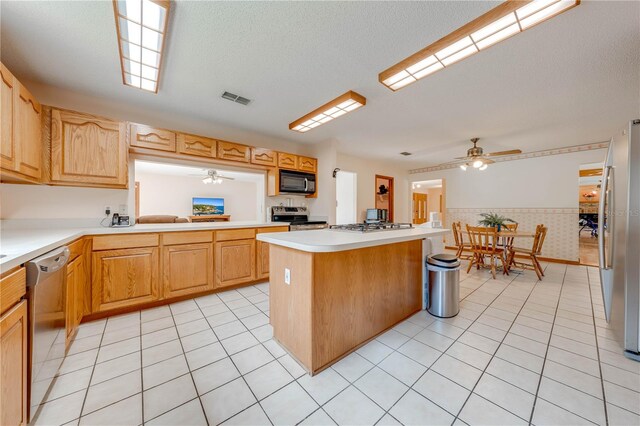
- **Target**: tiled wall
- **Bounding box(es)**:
[447,208,579,262]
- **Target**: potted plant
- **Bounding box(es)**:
[478,212,516,231]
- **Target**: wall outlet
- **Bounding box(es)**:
[284,268,291,285]
[104,206,111,215]
[118,204,128,215]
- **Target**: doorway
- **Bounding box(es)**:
[412,193,427,224]
[336,170,357,225]
[578,163,603,266]
[375,175,394,222]
[411,179,443,225]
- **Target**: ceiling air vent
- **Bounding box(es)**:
[400,152,412,156]
[222,91,251,105]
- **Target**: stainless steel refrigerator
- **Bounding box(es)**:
[599,119,640,361]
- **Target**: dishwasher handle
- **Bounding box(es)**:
[26,247,70,287]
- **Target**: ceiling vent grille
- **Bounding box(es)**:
[222,91,251,105]
[400,152,412,156]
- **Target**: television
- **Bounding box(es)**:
[192,197,224,215]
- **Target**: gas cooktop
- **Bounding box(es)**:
[329,223,413,233]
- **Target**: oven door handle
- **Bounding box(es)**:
[304,178,308,192]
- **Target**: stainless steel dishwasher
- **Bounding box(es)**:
[26,246,69,421]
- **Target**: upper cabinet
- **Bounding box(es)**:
[50,109,128,188]
[277,152,298,170]
[250,148,277,167]
[129,123,176,152]
[298,156,317,173]
[0,62,42,183]
[218,141,250,163]
[177,133,216,158]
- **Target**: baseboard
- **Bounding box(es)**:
[444,246,580,265]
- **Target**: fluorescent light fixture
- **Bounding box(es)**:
[113,0,169,93]
[289,91,366,133]
[379,0,580,91]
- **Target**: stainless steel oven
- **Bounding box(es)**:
[279,170,316,195]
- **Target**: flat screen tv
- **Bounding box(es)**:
[192,197,224,215]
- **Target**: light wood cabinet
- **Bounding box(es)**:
[250,148,277,167]
[256,227,288,280]
[278,152,298,170]
[298,156,317,173]
[0,268,26,315]
[0,300,28,426]
[92,247,160,313]
[163,242,214,298]
[0,62,42,183]
[65,255,85,347]
[51,109,128,188]
[217,141,250,163]
[177,133,217,158]
[215,239,256,288]
[129,123,176,152]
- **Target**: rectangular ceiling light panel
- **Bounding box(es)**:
[113,0,169,93]
[379,0,580,91]
[289,91,366,133]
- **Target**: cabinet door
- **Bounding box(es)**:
[177,133,216,158]
[74,256,86,326]
[250,148,277,167]
[256,241,270,280]
[14,83,41,180]
[65,256,85,348]
[277,152,298,170]
[0,300,28,426]
[298,156,317,173]
[215,239,256,288]
[51,109,128,188]
[92,247,159,313]
[163,242,214,299]
[0,64,16,171]
[217,141,250,163]
[129,123,176,152]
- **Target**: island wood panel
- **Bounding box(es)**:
[51,109,128,188]
[163,242,214,298]
[129,123,176,152]
[270,245,314,369]
[177,133,217,158]
[0,300,28,426]
[92,247,159,312]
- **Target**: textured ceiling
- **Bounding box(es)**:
[1,1,638,168]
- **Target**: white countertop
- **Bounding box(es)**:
[256,227,450,253]
[0,221,285,274]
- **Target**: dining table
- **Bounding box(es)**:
[497,230,535,273]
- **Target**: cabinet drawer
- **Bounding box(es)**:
[67,237,86,261]
[256,227,289,234]
[215,228,256,241]
[278,152,298,170]
[129,123,176,152]
[92,233,159,250]
[177,133,217,158]
[162,231,213,246]
[0,267,26,316]
[217,141,250,163]
[298,156,317,173]
[250,148,277,167]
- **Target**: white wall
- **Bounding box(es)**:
[136,172,261,221]
[337,153,410,223]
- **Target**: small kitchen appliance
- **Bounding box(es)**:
[278,170,316,195]
[271,206,327,231]
[365,208,388,223]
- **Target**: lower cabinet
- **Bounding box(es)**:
[215,239,256,288]
[92,247,160,313]
[0,300,28,426]
[256,240,270,280]
[65,255,85,346]
[163,242,214,298]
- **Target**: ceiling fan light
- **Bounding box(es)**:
[479,164,488,171]
[460,164,468,171]
[473,159,484,168]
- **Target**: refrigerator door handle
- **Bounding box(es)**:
[599,165,614,270]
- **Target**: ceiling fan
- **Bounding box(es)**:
[189,169,235,184]
[449,138,522,171]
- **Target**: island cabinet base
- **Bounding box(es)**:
[270,240,423,375]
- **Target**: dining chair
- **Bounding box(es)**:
[507,224,548,280]
[501,222,518,265]
[466,225,508,279]
[452,222,473,260]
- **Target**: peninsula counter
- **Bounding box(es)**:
[257,227,449,374]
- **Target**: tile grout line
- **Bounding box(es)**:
[586,268,609,426]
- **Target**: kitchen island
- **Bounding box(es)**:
[257,227,449,375]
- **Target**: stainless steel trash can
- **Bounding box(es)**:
[426,254,460,318]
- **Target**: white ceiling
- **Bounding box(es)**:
[134,160,264,182]
[1,1,638,168]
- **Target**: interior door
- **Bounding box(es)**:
[412,193,427,224]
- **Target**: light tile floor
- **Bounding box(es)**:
[32,263,640,425]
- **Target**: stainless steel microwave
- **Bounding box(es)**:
[279,170,316,194]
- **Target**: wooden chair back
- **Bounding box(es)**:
[503,223,518,232]
[532,225,548,255]
[466,225,499,254]
[452,222,462,247]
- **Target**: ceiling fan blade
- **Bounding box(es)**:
[454,156,471,160]
[484,149,522,157]
[188,174,207,177]
[219,176,235,180]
